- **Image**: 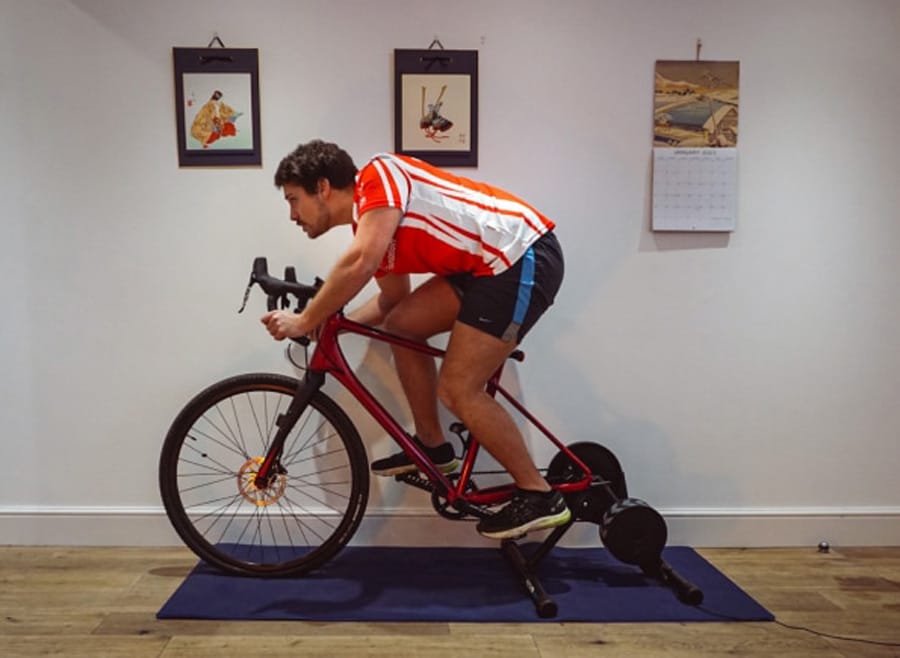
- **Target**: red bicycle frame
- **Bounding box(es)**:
[265,310,594,509]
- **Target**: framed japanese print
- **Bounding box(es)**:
[173,47,261,167]
[394,48,478,167]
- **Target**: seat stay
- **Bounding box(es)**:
[491,383,594,492]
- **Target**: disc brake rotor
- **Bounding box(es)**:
[238,456,286,507]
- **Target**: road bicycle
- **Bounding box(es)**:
[159,258,702,617]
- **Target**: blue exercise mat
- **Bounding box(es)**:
[157,545,773,623]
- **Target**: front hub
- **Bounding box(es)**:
[238,456,287,507]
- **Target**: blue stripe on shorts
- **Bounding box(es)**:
[512,246,535,326]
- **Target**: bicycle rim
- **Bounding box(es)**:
[159,373,369,576]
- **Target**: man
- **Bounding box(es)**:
[190,90,239,148]
[261,139,569,539]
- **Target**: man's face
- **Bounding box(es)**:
[283,183,330,238]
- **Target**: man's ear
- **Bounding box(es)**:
[317,178,331,198]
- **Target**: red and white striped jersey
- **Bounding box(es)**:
[353,154,554,277]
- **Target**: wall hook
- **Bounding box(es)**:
[421,36,451,70]
[200,33,232,64]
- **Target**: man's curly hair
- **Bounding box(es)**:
[274,139,358,194]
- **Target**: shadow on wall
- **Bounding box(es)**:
[546,339,741,511]
[640,157,733,253]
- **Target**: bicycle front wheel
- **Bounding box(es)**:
[159,373,369,577]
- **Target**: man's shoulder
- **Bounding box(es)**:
[357,154,418,192]
[360,153,418,169]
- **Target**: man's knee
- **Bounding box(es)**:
[437,369,483,417]
[383,306,417,338]
[436,372,461,416]
[382,306,404,335]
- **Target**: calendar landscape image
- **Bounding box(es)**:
[654,60,739,148]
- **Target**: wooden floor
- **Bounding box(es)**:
[1,546,899,657]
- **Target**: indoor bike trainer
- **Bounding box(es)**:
[397,423,704,618]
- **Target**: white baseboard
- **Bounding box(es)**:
[2,505,899,548]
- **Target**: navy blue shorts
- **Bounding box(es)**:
[446,231,564,343]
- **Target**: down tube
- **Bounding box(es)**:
[316,343,458,498]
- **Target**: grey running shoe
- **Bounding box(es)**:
[370,436,459,476]
[476,488,572,539]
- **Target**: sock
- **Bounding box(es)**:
[519,487,556,499]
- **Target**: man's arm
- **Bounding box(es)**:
[261,207,402,340]
[346,273,411,326]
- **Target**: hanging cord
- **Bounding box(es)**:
[199,33,232,63]
[421,36,452,70]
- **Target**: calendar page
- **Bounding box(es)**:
[652,147,737,232]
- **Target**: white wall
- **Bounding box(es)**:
[1,0,898,547]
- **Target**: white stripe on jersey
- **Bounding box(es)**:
[402,215,477,255]
[364,154,548,274]
[373,156,411,210]
[371,158,396,207]
[385,155,546,234]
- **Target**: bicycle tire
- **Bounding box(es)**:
[546,442,628,524]
[159,373,369,577]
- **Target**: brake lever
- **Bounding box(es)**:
[237,276,255,313]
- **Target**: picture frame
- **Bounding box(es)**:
[173,47,261,167]
[394,49,478,167]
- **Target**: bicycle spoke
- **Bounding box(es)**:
[226,395,251,459]
[179,442,240,476]
[189,418,250,461]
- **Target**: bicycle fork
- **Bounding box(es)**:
[254,370,325,488]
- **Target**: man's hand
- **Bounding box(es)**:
[260,310,309,341]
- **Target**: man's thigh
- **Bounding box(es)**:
[384,275,461,338]
[440,320,517,392]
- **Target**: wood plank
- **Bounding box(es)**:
[0,635,169,658]
[1,546,899,657]
[531,622,845,657]
[160,634,541,658]
[95,612,451,637]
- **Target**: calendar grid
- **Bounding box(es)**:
[652,147,737,232]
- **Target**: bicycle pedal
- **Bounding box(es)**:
[395,471,435,493]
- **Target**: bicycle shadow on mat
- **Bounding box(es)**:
[254,546,577,617]
[159,545,772,622]
[177,545,665,621]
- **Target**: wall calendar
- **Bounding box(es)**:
[652,59,739,232]
[652,147,737,232]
